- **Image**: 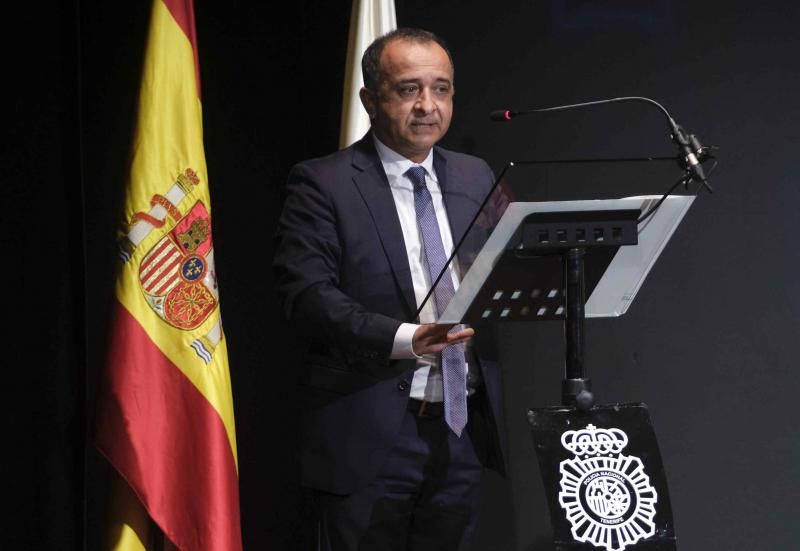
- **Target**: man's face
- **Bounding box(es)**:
[360,39,454,162]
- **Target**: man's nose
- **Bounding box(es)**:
[414,89,435,113]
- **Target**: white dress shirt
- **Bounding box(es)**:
[373,135,467,402]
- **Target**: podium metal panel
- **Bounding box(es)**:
[436,196,694,324]
[528,403,677,551]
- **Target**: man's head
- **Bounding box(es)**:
[359,28,454,163]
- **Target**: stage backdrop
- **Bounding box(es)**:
[9,0,798,549]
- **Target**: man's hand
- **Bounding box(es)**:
[412,324,474,356]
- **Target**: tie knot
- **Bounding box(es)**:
[405,166,427,190]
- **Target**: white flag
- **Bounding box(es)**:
[339,0,397,149]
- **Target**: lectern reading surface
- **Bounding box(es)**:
[432,195,694,324]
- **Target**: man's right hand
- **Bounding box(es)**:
[412,324,474,356]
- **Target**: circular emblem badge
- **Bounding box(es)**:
[581,469,635,524]
[164,281,216,330]
[560,456,656,550]
[558,425,658,551]
[180,255,206,282]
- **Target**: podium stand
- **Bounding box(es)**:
[437,195,693,551]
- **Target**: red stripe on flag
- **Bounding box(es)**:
[140,238,175,273]
[161,0,202,99]
[141,250,180,288]
[145,255,182,294]
[95,300,241,550]
[151,270,181,296]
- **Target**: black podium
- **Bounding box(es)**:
[436,195,694,551]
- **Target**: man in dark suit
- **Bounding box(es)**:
[273,27,507,550]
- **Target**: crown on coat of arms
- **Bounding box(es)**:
[176,168,200,192]
[561,424,629,457]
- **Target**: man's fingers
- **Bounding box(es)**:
[412,324,476,355]
[447,327,475,343]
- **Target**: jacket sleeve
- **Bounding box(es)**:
[272,162,401,361]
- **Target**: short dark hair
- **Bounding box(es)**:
[361,27,454,92]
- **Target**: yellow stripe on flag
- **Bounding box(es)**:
[106,471,151,551]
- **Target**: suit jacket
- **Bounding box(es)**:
[273,134,507,494]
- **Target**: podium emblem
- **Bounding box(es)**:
[558,424,658,551]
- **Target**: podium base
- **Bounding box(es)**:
[528,402,676,551]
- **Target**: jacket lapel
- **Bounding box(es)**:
[351,137,417,320]
[435,149,474,261]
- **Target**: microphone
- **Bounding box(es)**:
[669,122,709,189]
[490,109,517,121]
[490,96,713,191]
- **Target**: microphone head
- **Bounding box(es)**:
[490,109,515,121]
[688,133,709,161]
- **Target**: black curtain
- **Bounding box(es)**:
[8,1,800,549]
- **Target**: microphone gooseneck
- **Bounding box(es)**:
[489,96,713,191]
[490,96,674,123]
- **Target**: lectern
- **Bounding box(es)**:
[435,194,694,551]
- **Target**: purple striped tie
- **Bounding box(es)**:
[406,165,468,437]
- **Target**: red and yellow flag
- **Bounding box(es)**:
[94,0,242,549]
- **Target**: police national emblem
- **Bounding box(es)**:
[558,424,658,551]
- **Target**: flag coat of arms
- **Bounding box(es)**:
[94,0,242,549]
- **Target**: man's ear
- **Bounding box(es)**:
[359,87,376,120]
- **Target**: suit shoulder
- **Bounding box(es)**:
[435,146,492,171]
[289,146,353,178]
[434,146,495,185]
[285,146,371,199]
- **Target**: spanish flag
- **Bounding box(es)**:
[94,0,242,549]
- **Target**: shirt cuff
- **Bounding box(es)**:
[391,323,422,359]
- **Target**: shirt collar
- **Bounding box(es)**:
[372,134,437,185]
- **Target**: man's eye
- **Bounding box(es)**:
[399,86,418,96]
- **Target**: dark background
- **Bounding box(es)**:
[6,0,800,549]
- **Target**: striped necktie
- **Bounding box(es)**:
[406,165,468,437]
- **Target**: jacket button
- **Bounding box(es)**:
[398,381,409,391]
